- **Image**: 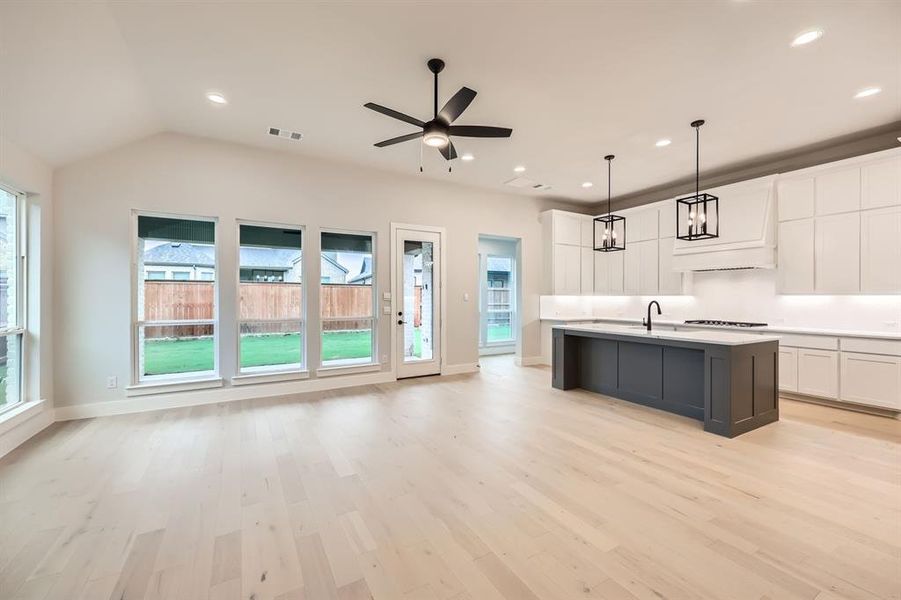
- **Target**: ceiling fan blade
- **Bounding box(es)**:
[437,87,477,123]
[438,140,457,161]
[364,103,425,127]
[449,125,513,138]
[374,132,423,147]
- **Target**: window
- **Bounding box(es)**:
[135,214,217,382]
[320,231,376,367]
[479,253,516,346]
[0,187,23,412]
[147,271,165,280]
[238,223,304,373]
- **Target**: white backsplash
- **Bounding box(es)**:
[540,269,901,333]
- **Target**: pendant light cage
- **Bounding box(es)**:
[676,120,719,241]
[593,154,626,252]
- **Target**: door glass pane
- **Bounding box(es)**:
[486,255,515,343]
[403,240,434,362]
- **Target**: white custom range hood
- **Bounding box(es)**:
[672,175,776,271]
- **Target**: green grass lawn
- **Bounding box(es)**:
[487,324,513,343]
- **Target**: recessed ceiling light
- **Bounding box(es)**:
[854,87,882,99]
[460,153,475,161]
[206,92,227,105]
[791,30,823,47]
[513,165,526,173]
[581,182,593,188]
[655,139,672,147]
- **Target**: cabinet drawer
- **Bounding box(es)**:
[841,337,901,357]
[778,334,838,350]
[797,349,838,399]
[778,346,798,392]
[840,352,901,410]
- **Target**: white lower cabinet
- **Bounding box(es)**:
[797,348,838,399]
[840,352,901,410]
[778,346,799,392]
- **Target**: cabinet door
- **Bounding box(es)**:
[553,243,581,295]
[638,240,659,295]
[777,219,815,293]
[580,248,594,295]
[778,346,799,392]
[658,202,676,239]
[657,236,682,295]
[623,245,640,295]
[553,212,583,246]
[778,177,815,221]
[815,167,860,216]
[861,157,901,210]
[860,207,901,293]
[580,217,594,248]
[815,213,860,293]
[798,349,838,399]
[608,250,625,294]
[593,251,609,294]
[625,209,659,243]
[840,351,901,410]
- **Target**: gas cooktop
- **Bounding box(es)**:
[684,319,768,328]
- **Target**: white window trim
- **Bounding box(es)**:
[235,219,307,376]
[131,210,220,386]
[0,184,26,416]
[318,228,379,372]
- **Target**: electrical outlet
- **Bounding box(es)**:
[106,376,117,389]
[382,305,391,314]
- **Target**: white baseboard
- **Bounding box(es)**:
[479,345,515,356]
[54,370,396,421]
[0,400,54,459]
[442,362,480,376]
[515,356,545,367]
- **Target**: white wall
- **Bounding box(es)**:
[52,132,582,409]
[0,135,55,456]
[541,268,901,332]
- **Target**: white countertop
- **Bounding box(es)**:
[542,316,901,341]
[555,323,782,346]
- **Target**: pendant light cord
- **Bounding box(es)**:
[695,124,700,196]
[607,158,612,216]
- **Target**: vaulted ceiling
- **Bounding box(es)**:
[1,1,899,202]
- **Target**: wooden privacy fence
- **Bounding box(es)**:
[143,281,375,337]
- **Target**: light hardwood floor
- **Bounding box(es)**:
[1,356,899,600]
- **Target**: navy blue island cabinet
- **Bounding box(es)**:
[552,325,780,438]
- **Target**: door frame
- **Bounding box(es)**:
[390,223,447,378]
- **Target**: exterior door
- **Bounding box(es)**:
[394,229,441,378]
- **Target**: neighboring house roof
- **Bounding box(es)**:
[143,243,214,267]
[347,256,372,283]
[239,247,301,270]
[487,257,513,272]
[321,252,349,275]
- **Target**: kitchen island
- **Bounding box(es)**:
[552,323,781,437]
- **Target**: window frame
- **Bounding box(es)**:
[0,183,26,415]
[131,210,220,385]
[319,227,378,370]
[235,219,307,376]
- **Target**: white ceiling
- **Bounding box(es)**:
[1,1,899,202]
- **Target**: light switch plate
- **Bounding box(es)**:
[382,292,391,300]
[382,305,391,314]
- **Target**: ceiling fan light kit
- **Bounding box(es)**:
[676,119,719,241]
[364,58,512,169]
[594,154,626,253]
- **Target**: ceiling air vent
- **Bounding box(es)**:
[268,127,303,141]
[505,177,551,191]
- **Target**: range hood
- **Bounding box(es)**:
[672,175,776,271]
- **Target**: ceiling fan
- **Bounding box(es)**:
[364,58,513,161]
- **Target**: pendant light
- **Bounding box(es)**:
[676,120,719,240]
[593,155,626,252]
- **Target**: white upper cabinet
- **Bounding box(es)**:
[608,250,625,294]
[657,237,682,295]
[593,250,609,295]
[625,207,659,243]
[777,219,814,293]
[624,245,640,295]
[553,211,583,246]
[860,206,901,293]
[580,218,595,248]
[580,247,594,295]
[658,202,676,239]
[553,243,581,295]
[623,239,659,295]
[815,212,860,293]
[861,157,901,210]
[777,177,815,221]
[815,167,860,216]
